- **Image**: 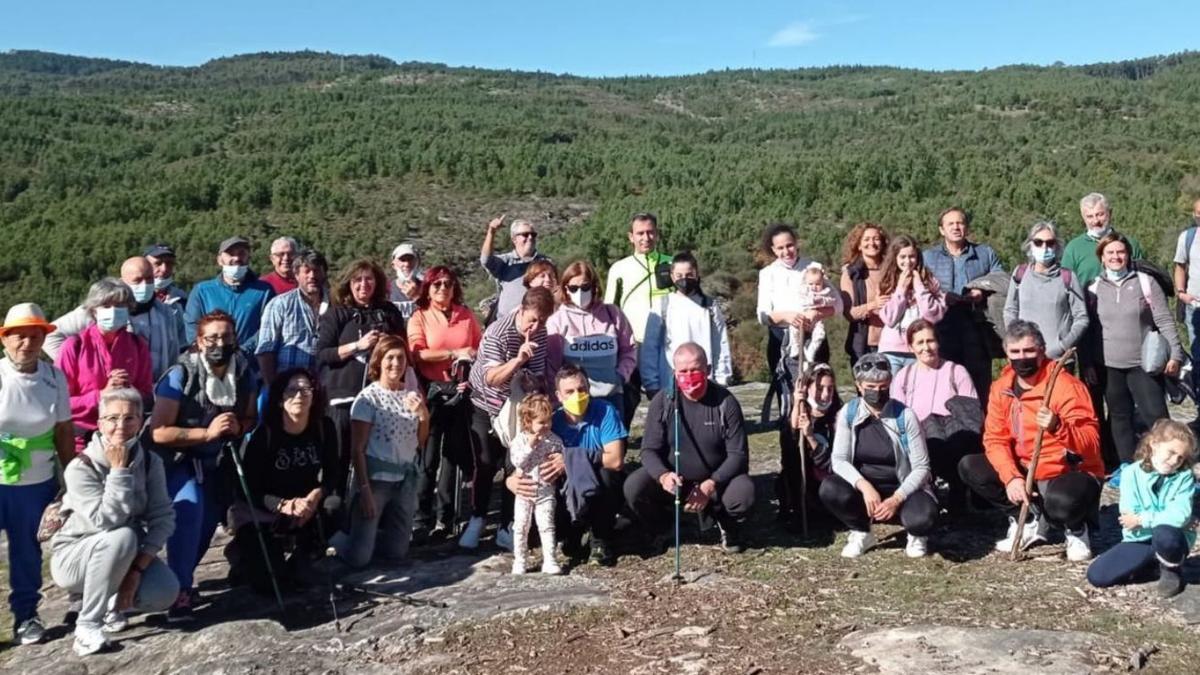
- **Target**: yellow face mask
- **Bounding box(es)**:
[562,391,590,417]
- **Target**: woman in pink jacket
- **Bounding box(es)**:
[55,278,153,450]
[546,260,637,421]
[878,235,946,374]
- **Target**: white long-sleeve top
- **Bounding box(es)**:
[639,292,732,393]
[755,258,844,326]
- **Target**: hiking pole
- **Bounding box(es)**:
[315,501,342,632]
[671,378,683,583]
[795,323,809,540]
[227,436,288,618]
[1011,348,1076,561]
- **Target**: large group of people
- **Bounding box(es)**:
[2,192,1198,658]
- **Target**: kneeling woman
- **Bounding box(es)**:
[232,368,338,592]
[52,388,178,656]
[819,353,937,558]
[332,335,430,567]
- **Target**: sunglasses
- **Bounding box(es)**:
[853,360,891,376]
[513,232,538,240]
[430,280,454,289]
[1031,238,1057,248]
[565,283,593,293]
[283,386,314,399]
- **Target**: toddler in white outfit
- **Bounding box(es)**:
[788,262,835,362]
[509,394,563,575]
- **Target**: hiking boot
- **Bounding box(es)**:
[166,591,195,623]
[905,535,929,558]
[561,532,589,562]
[646,531,672,556]
[72,624,109,657]
[458,516,484,550]
[589,538,617,567]
[994,516,1048,553]
[428,521,452,541]
[14,616,46,645]
[718,521,746,554]
[840,531,877,558]
[1158,566,1185,598]
[63,594,82,626]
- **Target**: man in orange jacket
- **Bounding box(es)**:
[958,320,1104,562]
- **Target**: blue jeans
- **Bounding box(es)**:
[164,460,223,592]
[882,352,916,376]
[1087,525,1190,587]
[0,478,57,623]
[1190,307,1200,397]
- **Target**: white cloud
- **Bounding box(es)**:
[767,21,819,48]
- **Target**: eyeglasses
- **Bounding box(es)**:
[99,414,140,426]
[200,335,233,346]
[513,232,538,240]
[283,386,314,399]
[565,283,593,293]
[270,251,295,259]
[430,280,454,290]
[1031,238,1057,248]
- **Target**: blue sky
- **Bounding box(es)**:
[5,1,1198,76]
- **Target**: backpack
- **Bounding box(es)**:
[845,398,910,455]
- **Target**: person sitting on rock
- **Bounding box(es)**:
[1087,419,1196,597]
[819,352,937,559]
[623,343,753,553]
[958,320,1104,561]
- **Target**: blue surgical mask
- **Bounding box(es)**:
[129,282,154,304]
[95,306,129,333]
[153,276,173,291]
[1087,226,1112,240]
[222,265,248,283]
[1105,267,1130,281]
[1033,245,1055,264]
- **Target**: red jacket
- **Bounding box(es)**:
[983,359,1103,485]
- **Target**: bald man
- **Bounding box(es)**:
[44,257,186,379]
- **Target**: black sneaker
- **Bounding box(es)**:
[718,522,746,554]
[166,591,195,623]
[1158,566,1185,598]
[589,538,617,567]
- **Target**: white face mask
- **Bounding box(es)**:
[569,289,593,308]
[1087,226,1112,240]
[153,276,173,291]
[222,265,248,283]
[100,432,139,451]
[129,282,154,304]
[807,395,832,412]
[397,266,423,282]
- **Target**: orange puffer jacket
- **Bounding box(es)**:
[983,359,1104,485]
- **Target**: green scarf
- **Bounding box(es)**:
[0,428,56,485]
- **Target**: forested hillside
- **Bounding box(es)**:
[4,49,1200,378]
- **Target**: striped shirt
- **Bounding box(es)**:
[469,309,548,417]
[255,288,328,374]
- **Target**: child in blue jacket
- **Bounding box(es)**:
[1087,419,1196,597]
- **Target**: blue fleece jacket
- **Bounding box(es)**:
[183,273,275,355]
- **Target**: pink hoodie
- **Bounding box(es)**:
[878,275,946,354]
[55,324,153,449]
[545,302,637,399]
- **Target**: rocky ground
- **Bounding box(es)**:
[3,383,1200,674]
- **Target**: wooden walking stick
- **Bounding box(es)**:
[794,323,809,539]
[1010,347,1076,561]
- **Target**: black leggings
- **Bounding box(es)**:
[957,453,1100,530]
[623,467,755,534]
[467,405,513,523]
[1105,366,1168,464]
[817,475,938,536]
[416,396,474,529]
[326,403,353,497]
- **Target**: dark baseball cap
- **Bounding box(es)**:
[143,243,175,258]
[218,236,251,253]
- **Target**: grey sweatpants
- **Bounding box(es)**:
[51,526,179,630]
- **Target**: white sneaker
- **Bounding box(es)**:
[541,554,563,575]
[14,615,46,645]
[840,531,877,558]
[495,524,514,551]
[1065,526,1093,562]
[905,535,929,558]
[102,610,129,634]
[458,516,484,550]
[72,624,109,657]
[511,558,527,575]
[994,516,1048,552]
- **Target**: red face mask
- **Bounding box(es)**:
[675,370,708,399]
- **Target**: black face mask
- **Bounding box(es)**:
[675,278,699,295]
[203,344,236,366]
[861,388,889,409]
[1011,357,1041,378]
